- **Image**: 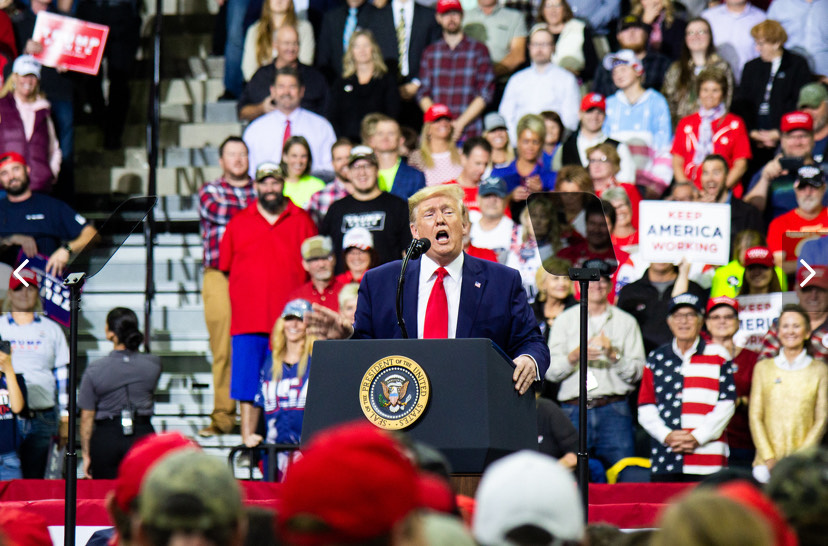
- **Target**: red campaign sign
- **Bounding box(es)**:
[31,12,109,76]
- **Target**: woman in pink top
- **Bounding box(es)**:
[408,103,462,186]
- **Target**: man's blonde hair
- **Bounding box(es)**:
[408,184,465,223]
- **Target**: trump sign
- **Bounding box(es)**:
[32,12,109,75]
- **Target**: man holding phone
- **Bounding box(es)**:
[0,337,27,480]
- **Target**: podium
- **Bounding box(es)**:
[303,338,538,474]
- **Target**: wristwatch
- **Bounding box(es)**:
[63,243,73,256]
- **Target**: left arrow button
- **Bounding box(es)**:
[13,259,30,287]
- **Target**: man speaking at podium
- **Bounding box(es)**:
[310,185,548,395]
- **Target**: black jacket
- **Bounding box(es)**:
[365,2,442,83]
[315,2,378,83]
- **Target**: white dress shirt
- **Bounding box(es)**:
[392,0,416,78]
[417,253,464,338]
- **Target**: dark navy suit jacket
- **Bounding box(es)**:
[353,253,550,378]
[389,162,426,200]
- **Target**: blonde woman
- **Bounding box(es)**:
[241,0,315,81]
[243,299,317,479]
[327,29,400,142]
[408,104,463,186]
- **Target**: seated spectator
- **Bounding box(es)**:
[638,293,736,481]
[758,265,828,362]
[532,258,575,342]
[666,180,699,201]
[335,227,376,284]
[630,0,686,61]
[587,142,642,228]
[462,205,498,262]
[327,29,400,143]
[243,67,337,178]
[704,296,759,470]
[499,23,580,141]
[447,136,491,218]
[306,138,354,226]
[593,15,671,97]
[238,25,329,120]
[280,137,325,208]
[463,0,527,80]
[540,111,564,173]
[473,451,585,546]
[603,188,638,253]
[737,246,783,296]
[0,56,60,194]
[700,0,766,85]
[361,114,425,199]
[338,282,359,324]
[482,112,514,170]
[734,20,812,169]
[0,342,25,481]
[492,114,557,219]
[470,176,514,260]
[710,229,788,298]
[505,203,545,302]
[602,50,674,198]
[749,304,828,483]
[289,236,343,311]
[314,0,376,83]
[555,92,637,184]
[697,154,763,250]
[798,83,828,163]
[767,0,828,79]
[242,0,314,81]
[767,165,828,275]
[662,17,734,127]
[671,68,750,194]
[766,447,828,546]
[553,165,593,236]
[408,104,463,186]
[744,111,827,220]
[536,0,599,81]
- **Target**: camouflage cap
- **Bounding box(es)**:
[766,447,828,545]
[138,450,243,531]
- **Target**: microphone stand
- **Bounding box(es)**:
[396,239,430,339]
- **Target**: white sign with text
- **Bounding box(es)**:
[639,201,731,265]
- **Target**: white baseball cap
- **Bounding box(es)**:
[343,227,374,251]
[12,55,41,79]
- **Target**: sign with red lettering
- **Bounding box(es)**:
[733,292,796,351]
[31,12,109,75]
[639,201,731,265]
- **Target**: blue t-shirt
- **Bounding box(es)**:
[492,161,557,193]
[799,236,828,269]
[254,354,311,445]
[0,194,87,260]
[0,373,27,454]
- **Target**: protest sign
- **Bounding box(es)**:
[16,252,71,327]
[639,201,731,265]
[32,12,109,75]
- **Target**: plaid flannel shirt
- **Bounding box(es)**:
[199,177,257,269]
[417,36,495,138]
[306,178,349,226]
[759,321,828,361]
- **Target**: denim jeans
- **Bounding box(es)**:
[223,0,252,97]
[19,407,59,479]
[560,400,635,472]
[0,451,22,480]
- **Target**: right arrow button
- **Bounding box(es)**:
[800,259,816,287]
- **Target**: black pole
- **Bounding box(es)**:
[64,272,86,546]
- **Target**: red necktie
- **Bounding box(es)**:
[282,119,291,148]
[423,267,448,338]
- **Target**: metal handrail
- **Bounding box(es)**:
[144,0,162,351]
[228,444,301,482]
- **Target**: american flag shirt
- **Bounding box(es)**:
[198,177,256,269]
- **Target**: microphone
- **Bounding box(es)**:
[396,238,431,338]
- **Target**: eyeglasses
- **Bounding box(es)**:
[671,311,699,322]
[349,163,375,171]
[686,30,709,36]
[707,313,737,321]
[588,156,609,164]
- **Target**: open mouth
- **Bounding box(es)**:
[435,230,449,243]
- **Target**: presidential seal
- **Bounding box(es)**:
[360,355,430,430]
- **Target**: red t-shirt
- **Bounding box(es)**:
[335,271,364,284]
[611,230,639,251]
[219,201,318,335]
[596,182,642,230]
[289,279,344,312]
[767,207,828,262]
[466,245,498,262]
[444,180,512,218]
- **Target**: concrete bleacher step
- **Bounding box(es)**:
[144,0,219,17]
[165,146,220,167]
[77,166,222,196]
[158,103,237,124]
[179,122,244,147]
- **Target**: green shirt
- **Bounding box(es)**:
[284,175,326,208]
[710,260,789,298]
[377,160,401,193]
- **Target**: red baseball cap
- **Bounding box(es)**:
[0,508,52,546]
[278,422,429,545]
[743,246,774,268]
[780,111,813,133]
[797,264,828,290]
[0,151,27,169]
[581,92,606,112]
[706,295,739,315]
[436,0,463,14]
[718,481,798,546]
[113,432,198,513]
[8,268,38,290]
[424,103,454,123]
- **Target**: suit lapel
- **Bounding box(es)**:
[457,254,485,339]
[403,258,420,338]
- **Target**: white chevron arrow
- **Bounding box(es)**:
[800,259,815,287]
[13,259,30,287]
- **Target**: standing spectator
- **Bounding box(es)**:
[661,17,735,126]
[447,136,491,218]
[327,30,400,143]
[408,104,463,186]
[546,258,646,475]
[197,137,256,438]
[710,229,788,298]
[362,114,425,199]
[315,0,376,82]
[671,68,751,193]
[0,343,25,481]
[0,56,60,194]
[586,142,642,228]
[766,448,828,546]
[417,0,495,139]
[701,0,766,84]
[243,67,337,177]
[289,236,343,311]
[238,25,329,120]
[498,23,580,141]
[532,259,576,342]
[555,93,637,184]
[798,83,828,162]
[0,269,68,478]
[241,0,314,81]
[735,20,812,171]
[463,0,527,80]
[321,146,412,270]
[219,162,317,452]
[306,138,353,226]
[766,0,828,78]
[567,0,620,37]
[536,0,599,81]
[630,0,686,61]
[335,228,376,284]
[483,112,514,169]
[540,111,564,173]
[78,308,161,479]
[592,15,672,97]
[737,246,783,296]
[470,176,514,259]
[750,305,828,482]
[603,188,638,252]
[280,137,325,208]
[638,293,736,481]
[602,49,674,197]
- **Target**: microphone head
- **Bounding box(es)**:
[410,238,431,259]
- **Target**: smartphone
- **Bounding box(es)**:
[0,340,10,355]
[779,156,804,173]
